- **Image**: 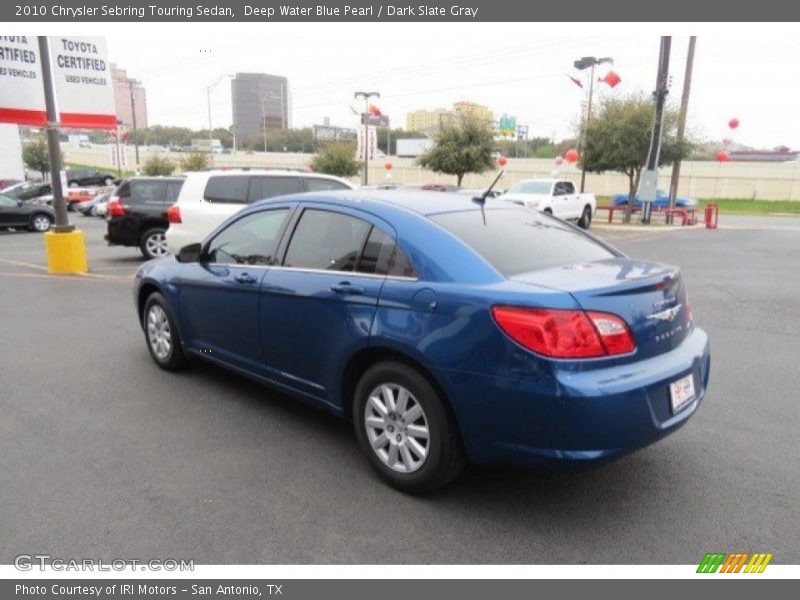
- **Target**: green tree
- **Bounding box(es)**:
[582,94,693,221]
[142,154,175,176]
[178,152,209,172]
[416,113,495,186]
[22,137,51,178]
[311,142,360,178]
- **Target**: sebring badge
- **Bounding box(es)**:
[647,303,682,323]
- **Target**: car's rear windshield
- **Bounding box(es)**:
[431,208,617,276]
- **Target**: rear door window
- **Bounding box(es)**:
[247,176,303,203]
[304,177,351,192]
[431,208,616,276]
[563,181,576,194]
[283,209,371,272]
[128,180,167,205]
[204,175,250,204]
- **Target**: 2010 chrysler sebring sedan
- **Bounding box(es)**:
[134,190,711,492]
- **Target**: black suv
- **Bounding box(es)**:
[106,177,185,259]
[67,169,118,188]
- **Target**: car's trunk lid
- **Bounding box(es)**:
[511,258,691,360]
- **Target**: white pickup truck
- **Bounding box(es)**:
[499,179,596,228]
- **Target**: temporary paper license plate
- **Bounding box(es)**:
[669,373,696,413]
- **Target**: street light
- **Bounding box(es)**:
[354,91,380,185]
[574,56,613,192]
[207,74,233,166]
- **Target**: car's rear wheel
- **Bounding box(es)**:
[140,228,169,259]
[143,292,186,371]
[578,205,592,229]
[104,177,114,186]
[543,207,553,216]
[29,213,53,232]
[353,361,465,493]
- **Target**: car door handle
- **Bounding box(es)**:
[234,273,257,284]
[330,282,365,295]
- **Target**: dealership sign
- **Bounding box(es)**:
[0,36,47,125]
[0,36,116,129]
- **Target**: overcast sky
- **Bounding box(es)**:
[95,23,800,149]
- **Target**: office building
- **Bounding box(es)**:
[231,73,289,146]
[406,101,493,135]
[111,64,148,128]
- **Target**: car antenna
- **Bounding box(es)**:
[472,169,504,225]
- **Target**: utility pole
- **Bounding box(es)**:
[207,75,232,166]
[354,91,380,185]
[638,36,672,224]
[37,36,70,232]
[126,78,140,173]
[667,36,696,224]
[114,119,122,178]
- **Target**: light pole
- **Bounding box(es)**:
[207,74,233,166]
[574,56,613,193]
[354,91,380,185]
[123,77,141,173]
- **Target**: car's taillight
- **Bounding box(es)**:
[108,198,125,217]
[167,203,181,224]
[491,306,636,359]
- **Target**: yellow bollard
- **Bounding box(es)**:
[44,230,89,274]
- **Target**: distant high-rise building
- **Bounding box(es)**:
[111,64,148,129]
[231,73,289,146]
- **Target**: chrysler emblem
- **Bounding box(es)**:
[647,304,682,323]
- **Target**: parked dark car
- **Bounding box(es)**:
[67,169,119,188]
[106,177,185,259]
[0,193,54,232]
[3,181,52,201]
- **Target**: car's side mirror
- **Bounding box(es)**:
[176,242,203,263]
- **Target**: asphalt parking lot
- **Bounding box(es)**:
[1,214,798,564]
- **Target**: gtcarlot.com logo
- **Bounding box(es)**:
[697,552,773,573]
[14,554,194,572]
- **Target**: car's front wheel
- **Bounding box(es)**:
[104,177,114,186]
[578,205,593,229]
[140,228,169,259]
[29,213,53,232]
[143,292,186,371]
[353,361,465,493]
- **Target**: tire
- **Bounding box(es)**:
[140,228,169,259]
[29,213,53,232]
[66,202,75,212]
[542,208,553,216]
[103,177,114,186]
[353,361,466,493]
[68,181,79,188]
[578,205,593,229]
[142,292,186,371]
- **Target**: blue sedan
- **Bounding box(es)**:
[135,191,710,492]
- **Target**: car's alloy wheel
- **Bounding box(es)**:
[146,304,172,361]
[364,383,430,473]
[142,293,186,371]
[104,177,114,186]
[353,361,465,492]
[143,230,168,258]
[31,214,52,232]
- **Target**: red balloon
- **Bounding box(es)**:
[384,162,393,170]
[565,149,579,163]
[496,156,508,167]
[716,150,731,162]
[728,118,739,130]
[554,156,564,165]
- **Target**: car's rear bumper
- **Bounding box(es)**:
[434,326,710,467]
